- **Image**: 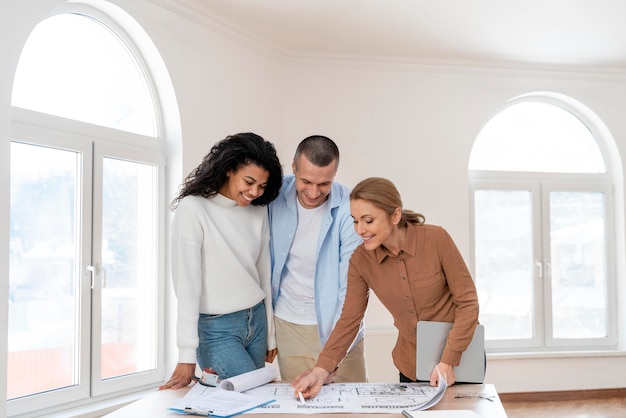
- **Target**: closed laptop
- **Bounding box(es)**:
[416,321,485,383]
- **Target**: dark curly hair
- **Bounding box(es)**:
[171,133,283,210]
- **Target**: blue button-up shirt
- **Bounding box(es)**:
[268,175,364,346]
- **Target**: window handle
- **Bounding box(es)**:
[86,265,96,289]
[86,264,107,288]
[536,261,542,279]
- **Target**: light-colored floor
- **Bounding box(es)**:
[502,397,626,418]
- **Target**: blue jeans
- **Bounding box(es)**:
[196,300,267,379]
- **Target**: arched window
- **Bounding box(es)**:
[469,101,605,173]
[469,92,618,351]
[8,5,167,416]
[12,13,156,136]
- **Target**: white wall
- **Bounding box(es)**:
[1,4,626,417]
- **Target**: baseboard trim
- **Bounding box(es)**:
[499,387,626,403]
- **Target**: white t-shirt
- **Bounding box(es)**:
[274,198,328,324]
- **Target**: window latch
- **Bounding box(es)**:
[86,264,107,289]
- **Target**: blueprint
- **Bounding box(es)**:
[243,381,447,414]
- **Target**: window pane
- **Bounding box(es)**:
[8,142,80,399]
[11,14,156,137]
[475,190,533,339]
[550,191,607,339]
[101,158,157,379]
[469,102,605,173]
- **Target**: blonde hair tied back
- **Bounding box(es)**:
[350,177,425,226]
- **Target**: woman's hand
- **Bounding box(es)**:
[159,363,196,390]
[291,366,334,399]
[431,362,456,387]
[266,348,278,363]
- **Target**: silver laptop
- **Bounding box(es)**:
[416,321,485,383]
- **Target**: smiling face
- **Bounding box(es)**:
[219,163,269,207]
[292,154,337,209]
[350,198,402,252]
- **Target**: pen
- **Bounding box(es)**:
[298,391,306,405]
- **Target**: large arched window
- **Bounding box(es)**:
[469,92,619,352]
[8,5,168,416]
[12,14,156,136]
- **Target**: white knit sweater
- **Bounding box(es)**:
[171,194,275,363]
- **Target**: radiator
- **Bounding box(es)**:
[363,328,399,382]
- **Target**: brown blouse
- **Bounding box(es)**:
[316,223,479,380]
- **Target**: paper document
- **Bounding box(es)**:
[169,366,278,416]
[170,385,274,417]
[219,365,278,392]
[402,368,447,412]
[245,381,447,414]
[245,367,447,415]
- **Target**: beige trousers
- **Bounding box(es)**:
[274,316,367,383]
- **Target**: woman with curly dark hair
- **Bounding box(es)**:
[160,133,282,390]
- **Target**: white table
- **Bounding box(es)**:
[104,383,508,417]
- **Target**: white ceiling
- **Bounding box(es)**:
[170,0,626,69]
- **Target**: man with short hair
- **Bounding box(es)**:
[269,135,367,382]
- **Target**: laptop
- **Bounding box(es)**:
[416,321,485,383]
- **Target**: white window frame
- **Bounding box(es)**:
[7,3,167,414]
[91,139,166,397]
[469,93,619,352]
[541,180,617,349]
[9,115,94,415]
[9,108,166,416]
